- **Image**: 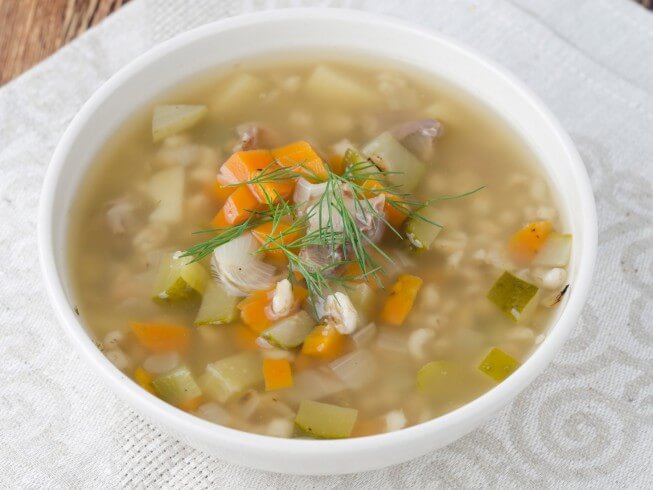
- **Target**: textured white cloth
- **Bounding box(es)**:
[1,0,652,487]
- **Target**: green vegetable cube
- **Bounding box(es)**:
[487,271,539,322]
[478,347,520,382]
[200,352,263,403]
[416,361,461,398]
[152,251,210,304]
[152,365,202,406]
[194,281,239,325]
[261,310,315,349]
[295,400,358,439]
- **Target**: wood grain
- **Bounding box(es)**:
[0,0,130,85]
[0,0,651,86]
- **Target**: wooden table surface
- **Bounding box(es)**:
[0,0,651,86]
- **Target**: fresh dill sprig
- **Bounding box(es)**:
[182,152,484,298]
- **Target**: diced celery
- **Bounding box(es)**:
[146,165,185,224]
[533,233,572,267]
[261,311,316,349]
[194,281,239,325]
[152,104,207,142]
[487,272,539,322]
[212,73,266,117]
[342,148,380,182]
[305,65,376,106]
[295,400,358,439]
[478,347,520,382]
[152,365,202,406]
[363,132,425,192]
[405,206,442,250]
[152,251,210,303]
[416,361,461,398]
[200,352,263,403]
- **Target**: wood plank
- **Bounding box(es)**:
[0,0,129,85]
[0,0,651,86]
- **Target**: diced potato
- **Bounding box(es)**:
[146,165,185,224]
[423,100,463,129]
[305,65,376,106]
[532,233,572,267]
[211,73,266,117]
[152,365,202,406]
[405,206,442,250]
[478,347,520,382]
[152,251,210,303]
[261,310,315,349]
[347,282,375,327]
[200,352,263,403]
[416,361,461,398]
[363,132,425,192]
[487,271,539,323]
[295,400,358,439]
[194,281,239,325]
[152,105,207,142]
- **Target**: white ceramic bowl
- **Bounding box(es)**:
[38,8,597,475]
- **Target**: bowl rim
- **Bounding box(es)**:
[38,7,597,461]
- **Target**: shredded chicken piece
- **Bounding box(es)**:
[106,198,139,235]
[232,122,280,152]
[389,118,444,160]
[324,292,359,334]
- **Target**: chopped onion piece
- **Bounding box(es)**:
[284,368,346,403]
[352,322,377,348]
[211,233,276,296]
[329,350,377,389]
[374,329,408,354]
[293,177,327,204]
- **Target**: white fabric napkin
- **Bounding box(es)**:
[1,0,652,487]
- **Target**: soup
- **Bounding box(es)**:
[69,58,572,439]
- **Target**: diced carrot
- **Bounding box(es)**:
[238,290,273,333]
[233,324,259,351]
[178,395,204,412]
[508,220,553,264]
[210,179,235,203]
[361,179,409,229]
[134,366,155,394]
[272,141,328,182]
[380,274,423,326]
[292,270,305,283]
[251,221,303,263]
[262,358,293,391]
[130,322,190,353]
[292,285,309,305]
[211,185,264,228]
[302,322,346,359]
[221,150,294,203]
[328,154,346,175]
[210,208,229,229]
[222,150,275,182]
